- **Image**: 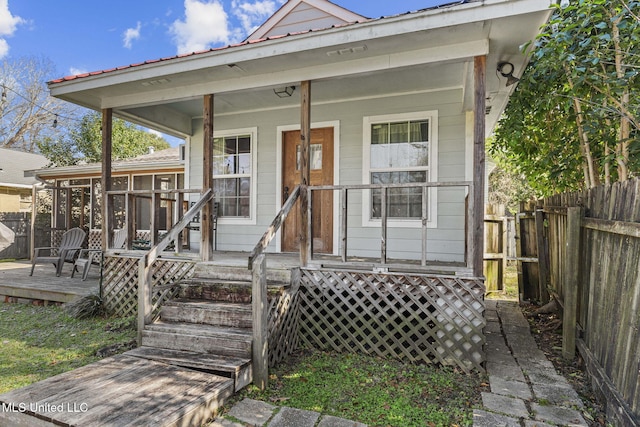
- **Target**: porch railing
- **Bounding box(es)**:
[308,181,474,271]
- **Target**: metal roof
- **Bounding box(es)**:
[48,1,469,86]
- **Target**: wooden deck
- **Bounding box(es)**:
[0,261,99,303]
[0,353,233,427]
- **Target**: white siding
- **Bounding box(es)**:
[189,88,468,262]
[262,3,349,39]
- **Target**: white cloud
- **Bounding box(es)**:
[69,67,88,76]
[147,129,162,137]
[0,0,23,58]
[231,0,283,36]
[170,0,231,54]
[0,38,8,58]
[123,21,142,49]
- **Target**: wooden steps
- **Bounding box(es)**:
[141,286,258,394]
[161,299,252,328]
[195,263,291,283]
[125,347,252,392]
[142,321,252,358]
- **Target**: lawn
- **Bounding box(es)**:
[1,302,486,427]
[229,349,487,427]
[0,302,136,394]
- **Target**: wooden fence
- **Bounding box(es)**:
[483,204,532,296]
[0,212,49,259]
[534,179,640,427]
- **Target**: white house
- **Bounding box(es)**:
[48,0,553,276]
[42,1,557,387]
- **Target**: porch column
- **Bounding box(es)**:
[472,56,486,277]
[101,108,113,250]
[201,94,215,261]
[299,81,311,266]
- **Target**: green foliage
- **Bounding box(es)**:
[38,112,170,166]
[488,164,537,214]
[491,0,640,195]
[240,350,483,427]
[65,293,104,319]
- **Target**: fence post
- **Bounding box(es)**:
[563,206,583,360]
[252,253,268,390]
[535,208,550,303]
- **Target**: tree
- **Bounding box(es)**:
[0,56,79,152]
[38,112,171,166]
[490,0,640,195]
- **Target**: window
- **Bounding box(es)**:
[212,131,255,220]
[363,111,438,227]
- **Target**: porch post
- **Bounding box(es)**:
[201,94,215,261]
[472,56,486,277]
[299,81,311,267]
[101,108,113,250]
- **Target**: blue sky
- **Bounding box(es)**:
[3,0,447,79]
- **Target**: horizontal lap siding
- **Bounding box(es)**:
[189,89,467,261]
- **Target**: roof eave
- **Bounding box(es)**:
[48,0,555,97]
[34,161,184,179]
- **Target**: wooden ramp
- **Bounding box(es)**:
[0,354,233,427]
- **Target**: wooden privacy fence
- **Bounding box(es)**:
[0,213,30,259]
[536,179,640,427]
[297,268,485,372]
[484,203,540,299]
[0,212,50,259]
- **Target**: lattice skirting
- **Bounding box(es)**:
[268,282,300,367]
[102,256,196,318]
[297,269,486,372]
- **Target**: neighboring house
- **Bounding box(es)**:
[33,147,185,247]
[48,0,553,269]
[0,148,48,213]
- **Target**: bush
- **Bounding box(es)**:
[65,293,104,319]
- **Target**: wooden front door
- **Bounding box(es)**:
[282,127,334,253]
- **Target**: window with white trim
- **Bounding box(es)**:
[212,133,252,218]
[363,111,437,226]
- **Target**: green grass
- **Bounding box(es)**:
[0,302,136,394]
[235,350,485,427]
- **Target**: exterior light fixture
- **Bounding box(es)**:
[52,114,58,128]
[274,86,295,98]
[497,62,520,86]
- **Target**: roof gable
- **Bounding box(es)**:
[247,0,367,41]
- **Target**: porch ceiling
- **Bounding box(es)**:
[48,1,553,138]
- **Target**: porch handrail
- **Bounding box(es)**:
[248,184,301,270]
[137,188,214,344]
[247,184,300,391]
[105,188,204,250]
[145,188,214,265]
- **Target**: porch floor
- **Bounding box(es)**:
[161,250,471,276]
[0,261,99,304]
